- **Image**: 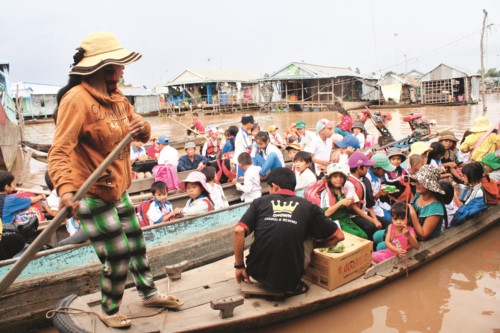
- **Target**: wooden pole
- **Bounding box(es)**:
[166,116,210,140]
[480,9,488,112]
[0,132,133,294]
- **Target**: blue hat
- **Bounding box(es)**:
[157,135,169,145]
[335,135,360,149]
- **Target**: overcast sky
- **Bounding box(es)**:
[1,0,499,88]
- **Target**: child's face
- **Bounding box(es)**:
[329,173,345,188]
[186,182,203,199]
[392,216,407,229]
[251,127,260,136]
[210,133,218,140]
[294,159,310,173]
[288,149,299,161]
[256,138,268,150]
[483,164,493,173]
[352,128,361,134]
[154,189,168,203]
[441,139,454,150]
[371,166,386,177]
[389,156,403,168]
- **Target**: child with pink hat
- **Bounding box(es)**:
[174,171,214,217]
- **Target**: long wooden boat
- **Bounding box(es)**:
[22,136,206,155]
[0,193,268,332]
[52,205,500,333]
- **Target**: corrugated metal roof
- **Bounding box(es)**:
[420,64,480,82]
[268,62,362,80]
[10,82,61,97]
[166,68,260,86]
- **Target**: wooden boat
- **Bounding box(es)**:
[1,62,26,181]
[52,205,500,332]
[0,195,266,332]
[22,136,207,155]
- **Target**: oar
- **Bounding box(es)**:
[0,132,133,294]
[167,116,210,140]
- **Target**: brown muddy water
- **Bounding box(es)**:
[28,95,499,332]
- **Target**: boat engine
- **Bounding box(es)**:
[403,113,431,137]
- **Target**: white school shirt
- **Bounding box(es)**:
[158,145,179,169]
[147,200,174,225]
[236,165,262,202]
[233,127,251,165]
[366,171,391,218]
[130,145,147,162]
[305,136,333,176]
[260,143,285,167]
[355,133,365,149]
[296,168,317,189]
[206,182,229,209]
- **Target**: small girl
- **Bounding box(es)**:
[351,122,366,149]
[319,164,367,239]
[174,171,214,217]
[201,166,229,210]
[428,142,453,181]
[334,107,353,137]
[439,131,463,183]
[384,147,413,202]
[372,202,419,263]
[222,125,238,158]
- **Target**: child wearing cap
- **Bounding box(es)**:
[439,130,463,182]
[286,143,302,173]
[174,171,214,217]
[305,119,334,178]
[334,135,360,167]
[352,122,366,149]
[482,152,500,183]
[384,147,413,202]
[201,128,222,160]
[284,123,297,145]
[267,125,284,149]
[177,142,209,172]
[294,151,317,189]
[157,135,179,169]
[295,120,315,149]
[233,115,256,178]
[345,152,391,240]
[366,154,395,221]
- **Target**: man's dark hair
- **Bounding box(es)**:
[227,125,239,136]
[200,166,216,182]
[255,131,269,143]
[391,201,408,220]
[238,152,252,165]
[151,180,168,194]
[266,167,296,191]
[192,112,199,117]
[293,151,312,163]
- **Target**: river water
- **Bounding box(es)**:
[29,95,499,332]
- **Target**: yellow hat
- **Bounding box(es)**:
[469,116,492,133]
[408,141,432,157]
[70,31,141,75]
[267,125,278,132]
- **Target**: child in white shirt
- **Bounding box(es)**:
[201,166,229,210]
[147,181,175,225]
[232,152,262,202]
[294,151,317,189]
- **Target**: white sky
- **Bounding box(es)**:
[1,0,499,88]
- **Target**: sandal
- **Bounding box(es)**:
[285,280,310,297]
[142,292,184,309]
[97,311,132,328]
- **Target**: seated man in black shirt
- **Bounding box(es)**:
[233,167,344,294]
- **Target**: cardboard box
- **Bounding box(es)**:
[305,232,373,291]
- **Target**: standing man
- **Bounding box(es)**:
[188,112,206,135]
[233,168,344,294]
[233,114,257,178]
[305,119,334,178]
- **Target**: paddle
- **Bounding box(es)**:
[0,132,133,294]
[167,116,210,140]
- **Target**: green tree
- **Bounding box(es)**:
[118,78,132,87]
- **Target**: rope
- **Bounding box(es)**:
[46,306,166,333]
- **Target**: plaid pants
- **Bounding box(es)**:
[78,192,157,314]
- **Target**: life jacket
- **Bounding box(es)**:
[136,199,154,227]
[205,138,221,157]
[207,158,236,183]
[348,176,364,202]
[386,169,413,202]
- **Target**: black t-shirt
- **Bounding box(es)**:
[239,191,339,291]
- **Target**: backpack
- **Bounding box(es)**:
[305,180,327,206]
[137,199,154,227]
[207,158,236,184]
[449,196,487,227]
[152,164,180,193]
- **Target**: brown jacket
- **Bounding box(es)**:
[48,81,150,202]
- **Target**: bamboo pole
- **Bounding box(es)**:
[0,132,133,294]
[167,116,210,140]
[480,9,488,112]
